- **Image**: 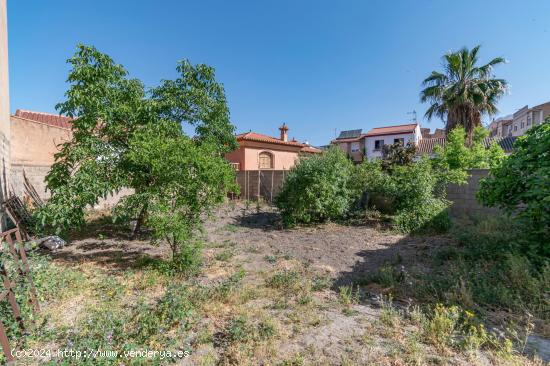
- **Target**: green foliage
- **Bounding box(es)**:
[421,45,507,140]
[416,216,549,319]
[275,147,359,226]
[34,45,238,270]
[478,119,550,259]
[381,141,417,170]
[431,126,506,186]
[356,158,451,233]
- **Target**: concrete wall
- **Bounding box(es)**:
[10,115,72,200]
[0,0,10,210]
[447,169,500,218]
[9,114,129,209]
[235,170,288,202]
[11,115,72,166]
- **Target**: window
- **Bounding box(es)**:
[393,138,404,145]
[351,142,360,152]
[527,116,531,126]
[521,121,525,128]
[258,151,273,169]
[514,125,518,131]
[374,140,384,150]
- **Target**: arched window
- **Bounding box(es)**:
[258,151,274,169]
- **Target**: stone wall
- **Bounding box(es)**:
[235,170,289,202]
[446,169,500,218]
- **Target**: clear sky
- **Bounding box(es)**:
[7,0,550,146]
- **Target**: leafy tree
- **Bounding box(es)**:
[381,141,416,171]
[275,147,358,226]
[431,126,506,186]
[35,45,237,269]
[477,119,550,259]
[420,45,507,141]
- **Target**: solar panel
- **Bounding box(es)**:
[337,129,362,139]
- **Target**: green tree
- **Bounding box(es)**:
[275,147,358,226]
[420,45,507,141]
[431,126,506,186]
[477,119,550,259]
[381,141,417,171]
[35,45,237,269]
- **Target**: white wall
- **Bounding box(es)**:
[365,125,420,160]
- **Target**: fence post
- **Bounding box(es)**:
[4,230,40,313]
[270,170,274,203]
[0,320,14,363]
[257,170,261,201]
[0,264,25,331]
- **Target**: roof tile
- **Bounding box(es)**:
[365,123,418,137]
[14,109,73,129]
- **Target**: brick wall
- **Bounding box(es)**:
[235,170,288,202]
[446,169,500,218]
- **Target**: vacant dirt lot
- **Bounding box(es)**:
[42,203,544,365]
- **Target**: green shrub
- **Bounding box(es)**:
[356,158,451,233]
[478,119,550,261]
[275,147,359,226]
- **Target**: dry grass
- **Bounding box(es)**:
[15,203,547,366]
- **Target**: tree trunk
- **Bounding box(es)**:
[130,204,147,240]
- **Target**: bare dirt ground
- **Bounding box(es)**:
[45,203,546,365]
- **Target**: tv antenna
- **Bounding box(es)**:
[407,110,417,123]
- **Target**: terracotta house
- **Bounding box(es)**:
[225,124,321,171]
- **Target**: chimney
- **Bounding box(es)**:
[279,123,289,142]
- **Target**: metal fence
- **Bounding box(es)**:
[235,170,289,203]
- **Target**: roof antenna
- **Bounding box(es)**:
[407,110,417,123]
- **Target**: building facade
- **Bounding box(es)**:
[364,123,421,160]
[225,124,321,171]
[488,115,513,138]
[510,102,550,137]
[0,0,10,210]
[332,129,366,163]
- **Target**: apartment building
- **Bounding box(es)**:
[509,101,550,137]
[488,115,513,138]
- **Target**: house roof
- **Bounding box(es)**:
[365,123,418,137]
[14,109,73,129]
[336,129,362,140]
[417,136,517,155]
[331,134,367,143]
[300,146,323,154]
[236,131,322,153]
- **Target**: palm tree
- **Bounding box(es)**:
[420,45,507,142]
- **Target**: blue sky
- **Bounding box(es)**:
[7,0,550,145]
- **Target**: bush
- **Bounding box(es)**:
[275,147,359,226]
[356,158,451,233]
[416,216,549,319]
[478,119,550,261]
